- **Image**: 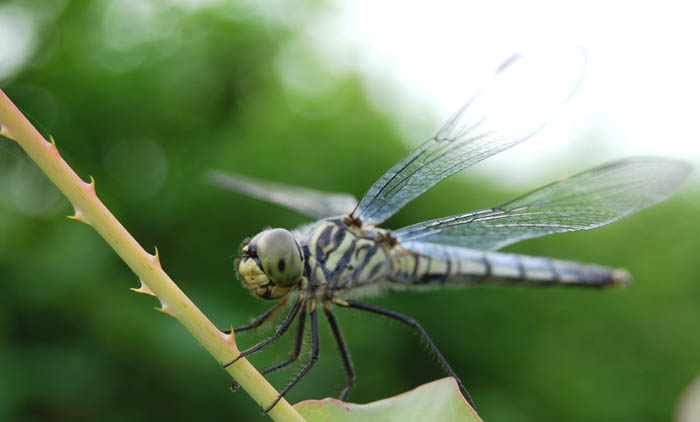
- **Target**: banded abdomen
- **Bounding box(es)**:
[390,241,629,288]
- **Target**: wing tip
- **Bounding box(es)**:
[623,156,693,191]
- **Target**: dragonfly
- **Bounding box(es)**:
[208,48,690,413]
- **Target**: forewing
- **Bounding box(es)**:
[354,47,587,224]
[394,157,690,251]
[207,170,358,219]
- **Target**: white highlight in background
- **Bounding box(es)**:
[295,0,700,186]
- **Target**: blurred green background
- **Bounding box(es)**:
[1,1,699,421]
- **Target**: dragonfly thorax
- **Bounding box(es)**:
[237,228,303,300]
[304,218,393,293]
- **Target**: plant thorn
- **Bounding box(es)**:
[154,304,173,316]
[67,208,89,224]
[131,278,156,296]
[150,246,161,266]
[0,124,13,141]
[86,176,96,194]
[224,325,238,344]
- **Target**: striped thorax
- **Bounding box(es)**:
[304,218,393,293]
[238,218,395,301]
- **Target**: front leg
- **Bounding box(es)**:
[263,305,319,414]
[223,300,303,368]
[220,296,290,335]
[260,305,307,376]
[231,304,308,392]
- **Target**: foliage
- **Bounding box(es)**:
[296,378,482,422]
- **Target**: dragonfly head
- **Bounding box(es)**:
[237,228,303,300]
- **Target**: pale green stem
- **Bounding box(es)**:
[0,89,305,422]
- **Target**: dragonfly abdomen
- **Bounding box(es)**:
[485,253,629,287]
[390,243,629,288]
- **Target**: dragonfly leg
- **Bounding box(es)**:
[323,301,355,401]
[260,305,307,375]
[231,305,307,392]
[263,306,319,414]
[220,296,290,334]
[222,300,303,368]
[338,299,476,410]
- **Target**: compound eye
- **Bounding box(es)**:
[255,228,302,286]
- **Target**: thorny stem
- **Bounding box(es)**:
[0,89,305,422]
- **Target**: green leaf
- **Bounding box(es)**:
[295,378,482,422]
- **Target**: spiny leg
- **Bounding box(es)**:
[231,304,308,392]
[224,296,291,390]
[263,306,319,414]
[261,304,307,376]
[221,296,290,335]
[223,300,303,368]
[337,299,476,410]
[323,301,355,401]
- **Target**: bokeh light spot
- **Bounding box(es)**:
[103,138,167,201]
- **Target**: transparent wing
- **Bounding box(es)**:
[207,170,358,219]
[353,47,587,224]
[394,157,691,251]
